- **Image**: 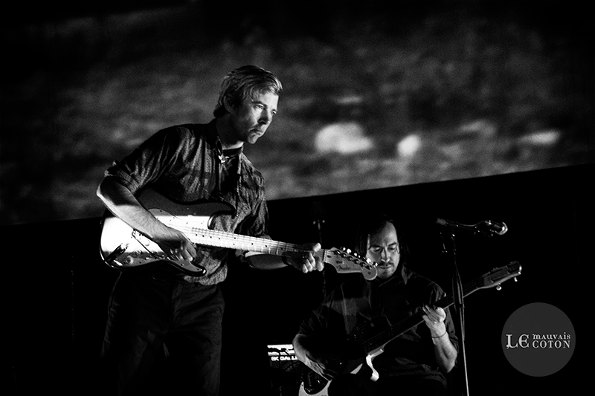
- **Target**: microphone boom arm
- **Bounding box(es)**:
[436,218,508,236]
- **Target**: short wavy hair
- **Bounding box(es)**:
[213,65,283,118]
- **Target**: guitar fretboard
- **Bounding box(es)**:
[352,275,504,353]
[162,216,316,256]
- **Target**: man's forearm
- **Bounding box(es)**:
[97,176,166,239]
[432,334,458,373]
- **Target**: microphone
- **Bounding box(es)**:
[436,218,508,236]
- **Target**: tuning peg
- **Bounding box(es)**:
[346,248,351,254]
[496,284,502,291]
[366,258,378,267]
[514,277,518,282]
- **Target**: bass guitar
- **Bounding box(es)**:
[298,261,522,396]
[99,188,377,278]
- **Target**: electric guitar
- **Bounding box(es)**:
[99,188,377,278]
[298,261,522,396]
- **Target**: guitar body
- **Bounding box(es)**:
[99,188,379,279]
[99,189,233,276]
[299,376,330,396]
[298,353,379,396]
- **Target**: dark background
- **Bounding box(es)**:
[4,163,592,395]
[1,0,593,225]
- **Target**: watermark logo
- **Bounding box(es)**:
[502,302,575,377]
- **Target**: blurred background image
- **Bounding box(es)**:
[1,0,593,225]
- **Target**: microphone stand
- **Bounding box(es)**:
[440,229,470,396]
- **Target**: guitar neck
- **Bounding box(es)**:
[353,262,521,355]
[358,278,484,354]
[186,227,307,256]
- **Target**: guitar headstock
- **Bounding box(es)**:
[324,247,378,280]
[476,261,522,291]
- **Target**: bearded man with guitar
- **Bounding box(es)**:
[96,65,323,396]
[293,214,459,396]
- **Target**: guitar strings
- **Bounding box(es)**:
[167,220,307,255]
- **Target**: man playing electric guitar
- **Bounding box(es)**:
[96,65,323,396]
[293,214,459,396]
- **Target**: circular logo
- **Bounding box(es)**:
[502,302,575,377]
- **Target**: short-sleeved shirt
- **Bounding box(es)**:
[105,119,269,285]
[299,266,459,384]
